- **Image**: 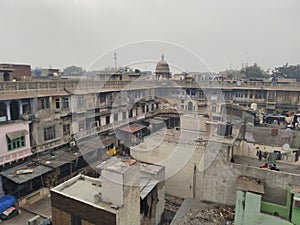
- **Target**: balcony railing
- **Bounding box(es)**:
[1,80,300,96]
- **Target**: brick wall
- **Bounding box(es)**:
[0,64,31,80]
[82,220,95,225]
[52,207,71,225]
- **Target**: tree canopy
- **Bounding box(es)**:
[272,63,300,78]
[241,63,267,79]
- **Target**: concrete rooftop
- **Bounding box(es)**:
[51,174,117,214]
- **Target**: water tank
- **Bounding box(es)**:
[217,122,233,137]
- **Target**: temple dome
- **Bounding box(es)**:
[155,54,171,79]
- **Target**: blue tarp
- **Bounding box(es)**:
[0,194,16,215]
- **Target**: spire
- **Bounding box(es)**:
[161,54,164,61]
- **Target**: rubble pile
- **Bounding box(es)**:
[165,197,182,213]
[185,206,235,225]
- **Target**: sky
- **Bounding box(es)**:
[0,0,299,72]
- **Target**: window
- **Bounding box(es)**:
[63,124,70,136]
[151,104,154,111]
[211,105,217,113]
[78,120,85,131]
[224,92,231,99]
[268,92,276,102]
[199,91,204,98]
[122,112,126,120]
[38,97,49,110]
[7,136,25,151]
[250,91,253,99]
[255,91,263,99]
[71,214,82,225]
[55,98,60,109]
[235,92,242,98]
[285,92,290,100]
[77,95,85,109]
[44,126,56,141]
[129,109,133,118]
[106,116,110,125]
[62,97,69,109]
[114,113,118,122]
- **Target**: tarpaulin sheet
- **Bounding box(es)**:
[0,194,16,214]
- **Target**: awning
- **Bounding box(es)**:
[6,130,29,140]
[118,124,146,133]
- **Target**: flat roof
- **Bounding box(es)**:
[0,163,52,184]
[51,174,117,214]
[35,149,80,168]
[236,176,265,194]
[95,157,138,174]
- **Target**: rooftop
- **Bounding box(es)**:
[0,162,52,184]
[236,176,265,194]
[51,174,117,213]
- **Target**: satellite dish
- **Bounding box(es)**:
[282,143,290,151]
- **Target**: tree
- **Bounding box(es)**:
[272,63,300,79]
[241,63,267,79]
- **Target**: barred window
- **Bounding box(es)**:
[38,97,50,110]
[7,136,25,151]
[44,126,56,141]
[63,124,70,136]
[62,97,69,109]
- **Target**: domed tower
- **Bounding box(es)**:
[155,54,171,80]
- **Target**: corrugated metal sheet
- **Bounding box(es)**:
[6,129,28,140]
[140,178,158,200]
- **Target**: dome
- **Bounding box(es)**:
[155,54,171,79]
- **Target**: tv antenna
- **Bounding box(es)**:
[113,53,118,71]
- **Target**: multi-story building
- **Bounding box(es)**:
[51,158,165,225]
[0,64,31,81]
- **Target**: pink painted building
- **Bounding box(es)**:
[0,121,32,166]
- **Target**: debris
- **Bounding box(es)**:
[184,205,235,225]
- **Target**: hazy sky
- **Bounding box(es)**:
[0,0,299,72]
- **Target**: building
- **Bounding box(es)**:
[155,55,171,80]
[32,68,60,78]
[51,158,165,225]
[0,64,31,81]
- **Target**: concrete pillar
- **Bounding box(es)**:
[49,96,52,111]
[6,101,11,121]
[18,100,23,116]
[31,98,37,114]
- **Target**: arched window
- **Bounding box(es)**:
[188,102,193,111]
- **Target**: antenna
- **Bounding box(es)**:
[113,53,118,71]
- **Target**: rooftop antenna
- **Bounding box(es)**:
[113,53,118,72]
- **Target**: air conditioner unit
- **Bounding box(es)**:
[28,215,41,225]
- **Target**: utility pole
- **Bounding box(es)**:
[113,53,118,72]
